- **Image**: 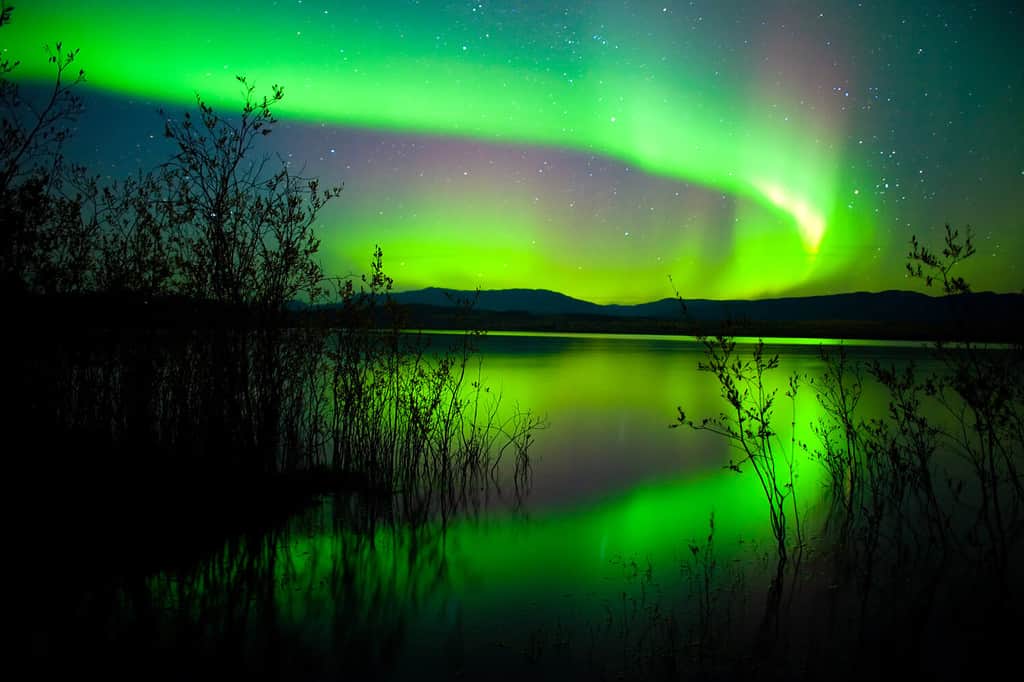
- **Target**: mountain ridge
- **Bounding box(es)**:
[387,287,1023,323]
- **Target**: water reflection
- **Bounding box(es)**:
[127,472,780,679]
[48,333,956,678]
[473,332,923,509]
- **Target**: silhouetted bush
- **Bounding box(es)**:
[4,7,538,567]
[674,224,1022,678]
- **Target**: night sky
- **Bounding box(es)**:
[8,1,1023,302]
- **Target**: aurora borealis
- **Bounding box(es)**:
[7,1,1022,302]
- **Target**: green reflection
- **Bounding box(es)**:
[292,333,834,622]
[135,333,947,675]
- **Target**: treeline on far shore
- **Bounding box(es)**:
[391,302,1020,343]
[12,291,1020,344]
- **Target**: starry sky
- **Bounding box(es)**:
[7,1,1023,302]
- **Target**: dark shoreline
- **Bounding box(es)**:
[395,303,1014,343]
[9,291,1021,343]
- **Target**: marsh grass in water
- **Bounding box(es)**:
[506,226,1023,681]
[616,225,1024,678]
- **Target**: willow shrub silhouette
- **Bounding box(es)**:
[97,79,536,504]
[675,224,1022,677]
[810,227,1019,572]
[908,227,1023,581]
[2,3,539,566]
[792,226,1022,678]
[673,335,805,637]
[0,6,96,294]
[322,251,539,526]
[151,77,338,311]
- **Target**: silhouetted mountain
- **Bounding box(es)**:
[390,287,1023,325]
[389,287,607,316]
[16,287,1020,341]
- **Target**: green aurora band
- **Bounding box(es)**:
[8,1,882,301]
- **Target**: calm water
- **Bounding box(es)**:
[137,332,941,678]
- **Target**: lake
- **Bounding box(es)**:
[76,331,953,678]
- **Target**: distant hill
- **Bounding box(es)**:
[11,287,1020,341]
[390,287,612,317]
[390,287,1023,324]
